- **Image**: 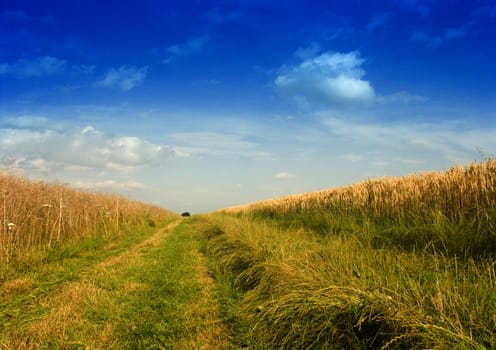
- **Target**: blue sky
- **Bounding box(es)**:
[1,0,495,213]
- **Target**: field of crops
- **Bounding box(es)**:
[200,160,496,349]
[0,172,177,269]
[2,160,495,348]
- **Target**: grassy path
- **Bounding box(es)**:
[0,220,233,349]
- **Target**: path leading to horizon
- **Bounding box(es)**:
[0,220,234,349]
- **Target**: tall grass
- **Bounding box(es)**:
[198,214,496,349]
[0,172,177,267]
[203,160,496,348]
[223,160,496,258]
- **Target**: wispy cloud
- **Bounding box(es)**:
[411,31,443,48]
[71,64,96,76]
[376,91,428,104]
[73,180,145,191]
[322,113,496,164]
[0,119,178,174]
[171,131,270,158]
[97,65,148,91]
[2,115,51,130]
[167,34,209,57]
[275,51,375,105]
[0,56,66,78]
[293,42,321,60]
[367,12,392,32]
[273,172,295,179]
[411,24,470,48]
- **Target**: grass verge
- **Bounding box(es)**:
[197,214,496,349]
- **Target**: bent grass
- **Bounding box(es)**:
[198,214,496,348]
[202,160,496,349]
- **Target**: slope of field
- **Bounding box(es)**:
[199,160,496,349]
[222,159,496,258]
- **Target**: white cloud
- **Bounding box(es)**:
[167,35,209,56]
[73,180,145,191]
[275,51,375,105]
[3,115,50,129]
[376,91,428,104]
[0,56,67,77]
[0,119,177,174]
[97,65,148,91]
[27,158,51,172]
[293,42,321,60]
[322,113,496,164]
[158,34,210,63]
[273,172,295,179]
[171,131,271,158]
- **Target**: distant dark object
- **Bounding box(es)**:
[181,212,191,217]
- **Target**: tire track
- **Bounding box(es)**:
[3,220,181,349]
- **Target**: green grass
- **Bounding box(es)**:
[1,218,234,349]
[248,204,496,260]
[244,160,496,260]
[107,219,234,349]
[4,162,494,348]
[0,221,170,338]
[196,213,496,349]
[112,222,203,348]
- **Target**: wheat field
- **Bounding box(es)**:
[202,160,496,348]
[0,172,177,266]
[222,159,496,257]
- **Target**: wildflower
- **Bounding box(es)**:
[42,204,52,208]
[7,222,15,231]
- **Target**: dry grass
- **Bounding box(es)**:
[0,277,33,296]
[200,214,496,348]
[223,160,496,219]
[221,160,496,257]
[0,172,177,267]
[203,160,496,348]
